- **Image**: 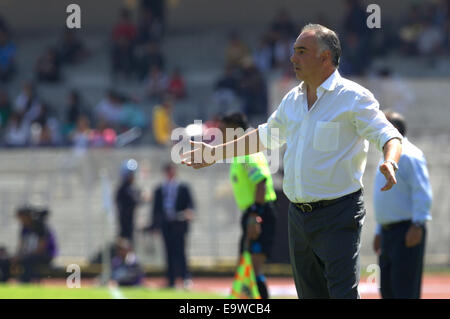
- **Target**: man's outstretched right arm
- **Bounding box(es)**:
[181,128,265,169]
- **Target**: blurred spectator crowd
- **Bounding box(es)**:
[0,1,184,148]
[0,0,449,148]
[211,0,450,121]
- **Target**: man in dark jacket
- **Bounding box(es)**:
[149,163,195,288]
[115,159,141,243]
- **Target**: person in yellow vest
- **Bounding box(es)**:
[152,94,173,145]
[219,112,277,299]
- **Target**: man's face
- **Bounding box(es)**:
[165,166,176,180]
[290,31,324,81]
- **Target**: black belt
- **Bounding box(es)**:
[381,220,411,231]
[293,189,362,213]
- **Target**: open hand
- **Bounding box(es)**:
[379,161,397,191]
[181,140,217,169]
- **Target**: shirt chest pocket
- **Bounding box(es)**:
[313,121,340,152]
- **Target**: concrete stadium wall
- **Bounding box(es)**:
[0,139,449,270]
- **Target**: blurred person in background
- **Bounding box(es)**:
[145,65,169,100]
[90,119,117,147]
[56,29,88,65]
[212,65,243,114]
[225,31,251,69]
[115,159,141,243]
[110,237,144,286]
[253,35,273,74]
[152,94,174,146]
[69,115,92,148]
[94,89,124,129]
[35,47,62,83]
[62,89,90,139]
[9,206,57,283]
[136,7,163,45]
[3,112,30,147]
[0,89,12,129]
[147,163,195,289]
[0,28,16,83]
[270,8,297,42]
[219,112,277,299]
[238,59,267,118]
[117,94,147,131]
[0,246,10,282]
[140,0,165,37]
[111,8,137,81]
[340,0,372,75]
[135,41,165,81]
[373,111,432,299]
[167,67,187,100]
[13,81,41,119]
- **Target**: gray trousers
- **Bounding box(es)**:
[288,191,365,299]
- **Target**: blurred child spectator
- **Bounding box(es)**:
[10,206,57,283]
[152,94,174,145]
[0,89,12,128]
[35,47,62,83]
[225,31,251,69]
[167,67,187,100]
[145,65,169,100]
[111,238,144,286]
[57,29,88,65]
[0,29,16,83]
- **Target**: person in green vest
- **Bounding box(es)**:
[218,112,277,299]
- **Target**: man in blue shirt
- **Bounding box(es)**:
[373,110,432,299]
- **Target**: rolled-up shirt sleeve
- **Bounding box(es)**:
[258,97,288,150]
[351,92,403,151]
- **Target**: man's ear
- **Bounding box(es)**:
[321,50,331,64]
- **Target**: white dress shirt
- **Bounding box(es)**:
[258,70,402,203]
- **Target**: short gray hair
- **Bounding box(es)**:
[301,24,341,67]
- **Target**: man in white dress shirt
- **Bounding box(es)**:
[181,24,403,298]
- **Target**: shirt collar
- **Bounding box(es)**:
[320,69,341,91]
[297,69,341,93]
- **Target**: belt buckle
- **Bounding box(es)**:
[299,203,313,213]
